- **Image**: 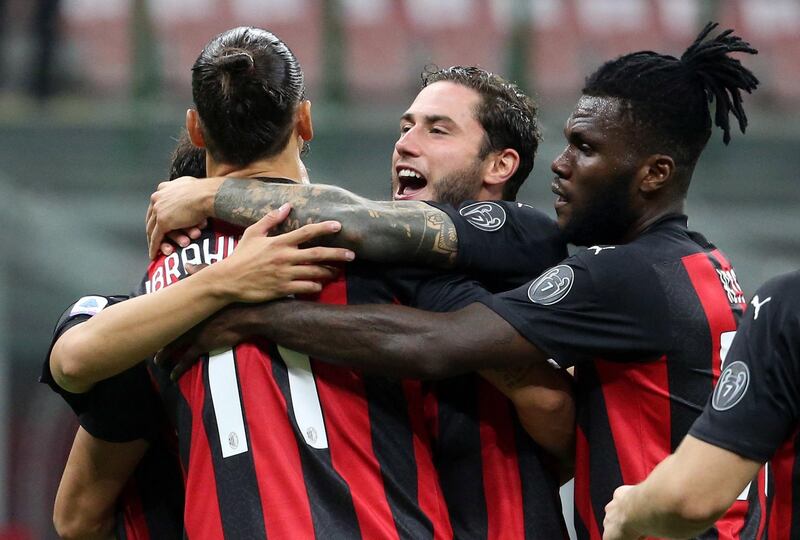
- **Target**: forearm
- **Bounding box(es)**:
[51,267,233,393]
[240,300,541,378]
[481,365,576,481]
[54,428,148,540]
[617,436,761,538]
[213,178,459,267]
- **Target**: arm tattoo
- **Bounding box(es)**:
[214,179,459,268]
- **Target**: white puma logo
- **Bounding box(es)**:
[751,295,772,320]
[587,245,615,255]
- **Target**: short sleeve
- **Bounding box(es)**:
[478,250,672,368]
[426,200,567,291]
[40,295,161,442]
[690,272,800,462]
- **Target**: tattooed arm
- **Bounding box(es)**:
[147,177,458,265]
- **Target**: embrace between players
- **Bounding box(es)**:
[44,21,800,540]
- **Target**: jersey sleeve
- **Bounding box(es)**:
[40,295,162,442]
[425,200,568,290]
[690,272,800,462]
[477,248,672,368]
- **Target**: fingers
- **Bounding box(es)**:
[166,230,191,249]
[160,242,175,256]
[288,264,340,282]
[242,204,293,239]
[284,281,324,296]
[278,220,343,246]
[290,246,355,264]
[149,222,167,260]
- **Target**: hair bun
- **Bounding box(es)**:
[217,51,255,74]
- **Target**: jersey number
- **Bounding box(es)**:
[207,347,329,459]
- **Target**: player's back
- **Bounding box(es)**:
[145,219,452,539]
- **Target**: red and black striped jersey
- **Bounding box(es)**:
[480,214,767,539]
[143,220,456,539]
[141,196,569,539]
[691,270,800,539]
[41,296,184,539]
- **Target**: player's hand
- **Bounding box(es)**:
[155,302,260,380]
[206,203,354,303]
[146,176,223,259]
[602,485,643,540]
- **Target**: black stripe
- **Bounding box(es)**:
[738,471,764,540]
[137,444,185,539]
[653,260,715,450]
[576,362,624,538]
[269,344,362,538]
[512,411,568,539]
[363,375,433,540]
[433,376,488,539]
[202,351,267,540]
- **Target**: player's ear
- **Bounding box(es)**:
[296,100,313,142]
[186,109,207,149]
[483,148,520,187]
[639,154,674,194]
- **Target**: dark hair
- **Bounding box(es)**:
[421,66,540,201]
[168,131,206,180]
[192,27,305,166]
[582,22,759,181]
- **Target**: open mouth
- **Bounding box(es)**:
[395,167,428,200]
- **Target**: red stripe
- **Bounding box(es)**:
[119,477,150,540]
[683,252,738,381]
[178,367,225,539]
[402,379,453,540]
[756,465,768,539]
[424,386,440,446]
[312,274,400,539]
[237,342,316,538]
[574,427,602,539]
[684,252,755,538]
[768,436,796,539]
[477,379,525,540]
[596,357,672,485]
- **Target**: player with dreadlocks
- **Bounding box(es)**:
[153,22,765,540]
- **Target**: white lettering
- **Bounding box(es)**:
[181,243,201,268]
[164,252,181,285]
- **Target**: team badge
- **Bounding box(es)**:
[712,360,750,411]
[527,265,574,305]
[459,202,506,232]
[69,295,108,317]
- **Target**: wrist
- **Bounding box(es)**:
[194,261,239,305]
[204,177,226,218]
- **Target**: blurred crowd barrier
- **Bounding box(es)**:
[51,0,800,103]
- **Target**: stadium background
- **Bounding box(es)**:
[0,0,797,538]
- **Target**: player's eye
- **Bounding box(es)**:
[430,126,448,135]
[400,124,412,134]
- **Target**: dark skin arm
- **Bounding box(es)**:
[147,177,459,266]
[159,300,543,379]
[156,299,576,469]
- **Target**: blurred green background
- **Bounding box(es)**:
[0,0,798,537]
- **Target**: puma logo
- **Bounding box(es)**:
[751,295,772,320]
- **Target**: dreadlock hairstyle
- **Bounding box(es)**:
[192,27,306,166]
[583,22,759,182]
[422,66,540,201]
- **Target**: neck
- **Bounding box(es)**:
[621,198,685,243]
[206,139,309,183]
